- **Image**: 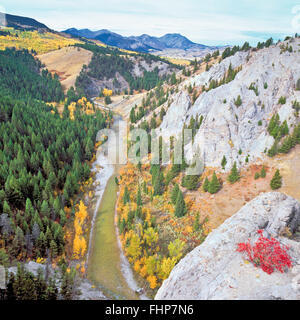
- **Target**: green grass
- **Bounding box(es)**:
[87,174,138,300]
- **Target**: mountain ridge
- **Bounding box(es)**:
[0,12,50,31]
[63,27,218,52]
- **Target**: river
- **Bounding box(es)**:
[86,112,148,300]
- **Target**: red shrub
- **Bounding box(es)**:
[237,230,292,274]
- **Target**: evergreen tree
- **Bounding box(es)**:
[136,186,142,206]
[130,108,136,124]
[270,170,282,190]
[203,177,210,192]
[171,184,180,205]
[228,162,240,184]
[142,181,147,194]
[104,96,112,105]
[234,95,242,107]
[221,156,227,170]
[174,190,187,218]
[208,172,221,194]
[123,186,130,205]
[193,213,200,231]
[181,175,200,190]
[153,172,164,196]
[260,166,266,178]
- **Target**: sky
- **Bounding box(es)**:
[1,0,300,46]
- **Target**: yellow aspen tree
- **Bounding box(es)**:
[168,239,186,261]
[126,233,142,260]
[145,255,157,276]
[147,275,158,289]
[159,257,177,280]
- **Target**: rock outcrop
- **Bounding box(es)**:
[157,39,300,170]
[155,192,300,300]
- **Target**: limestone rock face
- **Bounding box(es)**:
[155,192,300,300]
[158,91,191,138]
[157,39,300,170]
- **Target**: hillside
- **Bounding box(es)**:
[155,37,300,170]
[112,35,300,297]
[0,28,82,55]
[0,12,50,31]
[0,46,113,300]
[73,42,181,97]
[37,46,93,92]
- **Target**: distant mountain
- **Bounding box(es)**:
[0,12,50,31]
[63,28,216,52]
[158,33,208,50]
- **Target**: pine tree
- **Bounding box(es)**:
[228,162,240,184]
[171,184,180,205]
[123,186,130,205]
[296,78,300,91]
[208,172,221,194]
[270,169,282,190]
[203,177,210,192]
[136,186,142,206]
[130,108,136,123]
[234,95,242,107]
[254,172,260,180]
[260,166,266,178]
[153,172,164,196]
[181,175,200,190]
[193,213,200,231]
[221,156,227,170]
[174,190,187,218]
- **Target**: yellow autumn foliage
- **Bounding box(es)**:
[102,88,113,97]
[147,275,158,289]
[72,201,88,259]
[126,233,142,260]
[0,29,82,54]
[73,235,87,259]
[159,257,177,280]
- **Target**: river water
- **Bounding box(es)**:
[86,114,149,300]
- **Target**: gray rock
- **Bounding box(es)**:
[157,39,300,170]
[155,192,300,300]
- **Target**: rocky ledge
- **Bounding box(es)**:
[155,192,300,300]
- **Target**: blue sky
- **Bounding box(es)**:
[1,0,300,46]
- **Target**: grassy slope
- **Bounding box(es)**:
[38,46,93,93]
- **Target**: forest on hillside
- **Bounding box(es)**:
[0,48,111,299]
[74,42,180,97]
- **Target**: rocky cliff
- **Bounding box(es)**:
[155,192,300,300]
[157,38,300,170]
